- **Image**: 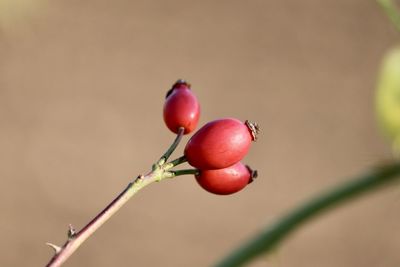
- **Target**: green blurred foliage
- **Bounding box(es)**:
[376,46,400,155]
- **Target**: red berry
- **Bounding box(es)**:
[184,118,259,169]
[163,80,200,134]
[195,162,257,195]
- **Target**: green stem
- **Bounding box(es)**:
[159,127,185,163]
[378,0,400,32]
[173,169,199,176]
[167,155,188,168]
[214,162,400,267]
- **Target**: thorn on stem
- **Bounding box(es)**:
[68,224,77,239]
[46,242,62,254]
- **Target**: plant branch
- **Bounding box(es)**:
[45,129,186,267]
[378,0,400,32]
[214,162,400,267]
[45,171,164,267]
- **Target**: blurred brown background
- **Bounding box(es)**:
[1,0,399,266]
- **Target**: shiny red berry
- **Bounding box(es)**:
[195,162,257,195]
[163,80,200,134]
[184,118,259,169]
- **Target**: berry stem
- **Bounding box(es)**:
[159,127,185,164]
[214,162,400,267]
[167,155,188,168]
[377,0,400,32]
[173,169,199,176]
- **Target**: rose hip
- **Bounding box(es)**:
[184,118,259,169]
[163,80,200,134]
[195,162,257,195]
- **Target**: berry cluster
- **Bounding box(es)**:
[163,80,259,195]
[44,79,261,267]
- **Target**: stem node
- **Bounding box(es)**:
[67,224,76,239]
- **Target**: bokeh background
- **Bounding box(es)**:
[1,0,400,266]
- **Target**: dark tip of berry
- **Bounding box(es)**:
[245,120,260,141]
[165,79,191,99]
[245,165,258,184]
[173,79,191,89]
[165,88,174,98]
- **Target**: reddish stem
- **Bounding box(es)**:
[45,171,160,267]
[45,127,186,266]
